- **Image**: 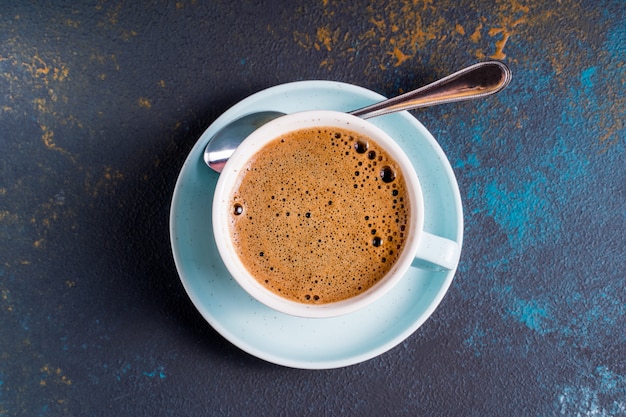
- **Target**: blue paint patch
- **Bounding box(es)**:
[38,404,49,417]
[595,366,620,391]
[116,362,132,381]
[20,317,30,331]
[507,297,551,334]
[580,66,597,87]
[471,172,559,250]
[562,21,625,152]
[550,133,590,184]
[462,324,487,357]
[568,286,625,346]
[557,365,626,416]
[605,19,626,56]
[454,153,479,169]
[143,366,166,379]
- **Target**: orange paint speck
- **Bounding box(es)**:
[470,24,482,43]
[316,27,333,51]
[370,17,386,33]
[388,47,412,67]
[490,32,510,60]
[138,97,152,109]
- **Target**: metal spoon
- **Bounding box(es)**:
[204,61,512,172]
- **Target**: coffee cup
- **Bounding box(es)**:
[213,110,460,318]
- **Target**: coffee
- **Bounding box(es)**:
[227,126,411,304]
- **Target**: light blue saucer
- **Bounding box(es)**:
[170,81,463,369]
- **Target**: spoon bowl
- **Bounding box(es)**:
[203,111,284,172]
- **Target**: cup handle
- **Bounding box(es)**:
[411,231,461,271]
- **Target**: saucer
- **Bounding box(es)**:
[170,81,463,369]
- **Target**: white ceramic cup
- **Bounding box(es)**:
[213,110,460,318]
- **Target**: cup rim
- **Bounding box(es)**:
[212,110,424,318]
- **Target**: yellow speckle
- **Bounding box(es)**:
[370,17,386,33]
[512,17,527,28]
[511,0,530,13]
[488,27,511,60]
[470,24,482,43]
[491,34,509,59]
[35,63,50,77]
[388,47,412,67]
[316,27,334,51]
[88,166,125,198]
[65,18,80,28]
[102,2,122,25]
[411,22,437,48]
[121,29,138,41]
[66,280,76,288]
[293,31,312,49]
[319,58,335,70]
[455,24,465,35]
[41,127,54,148]
[138,97,152,109]
[38,365,72,386]
[33,97,47,113]
[34,238,45,248]
[104,166,124,180]
[53,66,69,82]
[0,210,19,223]
[488,27,504,37]
[158,80,166,88]
[40,125,74,160]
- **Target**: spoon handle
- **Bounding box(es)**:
[350,61,512,119]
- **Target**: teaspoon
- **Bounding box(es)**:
[204,61,511,172]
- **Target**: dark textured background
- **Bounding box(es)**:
[1,1,624,416]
